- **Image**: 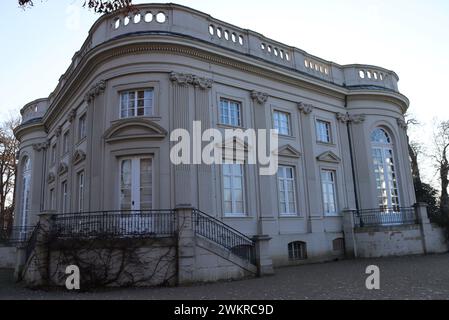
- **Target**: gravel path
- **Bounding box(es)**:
[1,253,448,300]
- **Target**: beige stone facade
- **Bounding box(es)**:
[14,3,416,270]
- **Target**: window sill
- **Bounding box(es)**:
[316,141,336,147]
[223,215,252,219]
[217,123,245,130]
[115,116,161,122]
[276,133,296,140]
[279,214,304,219]
[324,214,343,218]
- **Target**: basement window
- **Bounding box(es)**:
[288,241,307,261]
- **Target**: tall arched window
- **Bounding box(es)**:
[20,157,32,230]
[371,128,400,210]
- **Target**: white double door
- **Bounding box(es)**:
[120,157,153,232]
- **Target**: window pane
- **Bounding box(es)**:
[222,164,245,215]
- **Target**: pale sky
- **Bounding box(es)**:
[1,0,448,186]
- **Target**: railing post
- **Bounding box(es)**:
[175,204,196,285]
[19,211,56,287]
[342,208,358,259]
[252,235,274,277]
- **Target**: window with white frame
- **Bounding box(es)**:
[61,181,68,214]
[222,164,245,216]
[220,98,241,127]
[316,119,332,143]
[277,166,297,215]
[321,169,338,215]
[273,111,291,136]
[78,114,87,140]
[62,131,69,154]
[120,89,154,118]
[77,171,85,212]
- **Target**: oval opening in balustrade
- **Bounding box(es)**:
[224,30,229,40]
[145,12,153,22]
[359,70,365,79]
[209,24,214,35]
[124,16,130,26]
[156,12,166,23]
[231,32,237,43]
[217,27,222,38]
[261,43,265,50]
[134,13,141,24]
[239,35,244,45]
[114,18,120,29]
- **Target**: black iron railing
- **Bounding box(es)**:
[0,226,35,245]
[192,209,256,265]
[52,210,176,238]
[353,207,418,228]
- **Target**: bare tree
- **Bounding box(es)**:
[18,0,133,13]
[0,118,20,231]
[432,120,449,216]
[405,115,422,186]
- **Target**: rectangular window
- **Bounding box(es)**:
[222,164,245,216]
[321,169,338,215]
[62,131,69,154]
[51,144,56,164]
[49,188,55,210]
[273,111,291,136]
[316,120,332,143]
[61,181,68,214]
[288,241,307,260]
[277,166,297,215]
[220,98,241,127]
[78,114,87,140]
[77,172,85,212]
[120,89,154,118]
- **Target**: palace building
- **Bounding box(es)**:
[13,3,442,286]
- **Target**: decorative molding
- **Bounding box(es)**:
[273,144,301,158]
[58,162,68,176]
[169,72,213,90]
[32,142,49,152]
[72,149,86,165]
[104,118,168,143]
[47,172,56,184]
[84,80,106,103]
[397,118,408,130]
[297,102,314,115]
[55,125,63,137]
[67,109,77,123]
[193,76,213,90]
[351,114,366,124]
[250,91,269,105]
[336,113,366,124]
[218,136,251,152]
[316,151,341,164]
[169,72,194,86]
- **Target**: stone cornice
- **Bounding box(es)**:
[39,41,408,130]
